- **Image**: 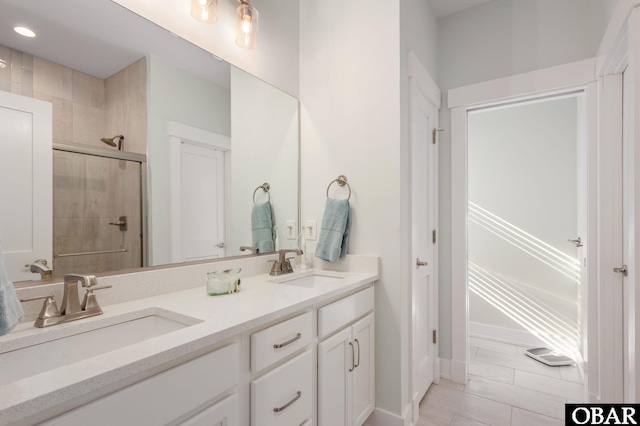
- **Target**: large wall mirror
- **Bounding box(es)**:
[0,0,299,284]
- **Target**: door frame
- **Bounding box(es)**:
[407,52,440,420]
[448,58,625,402]
[168,121,231,263]
[598,0,640,402]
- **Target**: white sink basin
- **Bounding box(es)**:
[0,310,200,386]
[272,272,345,288]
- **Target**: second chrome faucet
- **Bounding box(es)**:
[269,249,303,276]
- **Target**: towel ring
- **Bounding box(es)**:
[253,183,270,204]
[326,175,351,200]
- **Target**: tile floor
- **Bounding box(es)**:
[416,337,585,425]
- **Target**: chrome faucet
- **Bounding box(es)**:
[25,259,53,280]
[240,246,260,254]
[269,249,303,276]
[20,274,111,328]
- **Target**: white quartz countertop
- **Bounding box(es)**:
[0,268,377,425]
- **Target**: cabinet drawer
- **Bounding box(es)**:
[318,287,374,339]
[44,343,239,425]
[181,393,238,426]
[251,349,312,426]
[251,311,312,373]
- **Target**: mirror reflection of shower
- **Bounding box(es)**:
[100,135,124,151]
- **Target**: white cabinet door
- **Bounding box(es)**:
[351,314,375,426]
[318,327,351,426]
[181,394,238,426]
[0,91,52,282]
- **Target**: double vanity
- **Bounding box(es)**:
[0,254,378,426]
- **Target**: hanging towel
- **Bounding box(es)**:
[252,201,275,253]
[0,237,23,336]
[316,198,351,262]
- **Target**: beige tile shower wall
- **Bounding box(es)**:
[0,44,147,153]
[0,45,34,97]
[105,57,147,155]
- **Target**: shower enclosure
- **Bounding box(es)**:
[52,149,143,278]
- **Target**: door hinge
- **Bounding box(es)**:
[432,229,436,244]
[432,330,437,344]
[432,128,444,144]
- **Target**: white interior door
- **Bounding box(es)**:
[410,79,437,416]
[177,141,226,262]
[0,91,52,282]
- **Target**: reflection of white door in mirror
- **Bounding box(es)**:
[0,92,52,282]
[169,122,230,263]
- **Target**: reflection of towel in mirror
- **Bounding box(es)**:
[316,198,351,263]
[0,237,23,336]
[252,201,275,253]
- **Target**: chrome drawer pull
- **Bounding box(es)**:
[349,341,355,372]
[273,391,302,413]
[354,338,360,368]
[273,333,302,349]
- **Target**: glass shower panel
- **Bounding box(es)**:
[52,150,142,278]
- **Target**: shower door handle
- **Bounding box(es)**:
[568,237,582,247]
[109,216,127,231]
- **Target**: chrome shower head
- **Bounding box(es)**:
[100,135,124,150]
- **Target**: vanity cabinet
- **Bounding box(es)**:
[317,288,375,426]
[43,343,239,426]
[21,279,376,426]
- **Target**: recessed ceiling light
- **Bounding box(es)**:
[14,26,36,38]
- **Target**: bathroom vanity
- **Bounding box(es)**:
[0,255,378,426]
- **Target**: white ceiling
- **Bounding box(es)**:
[429,0,494,19]
[0,0,230,87]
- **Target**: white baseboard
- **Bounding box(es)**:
[366,407,405,426]
[439,358,451,380]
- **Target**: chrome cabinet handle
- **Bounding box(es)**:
[349,341,355,372]
[568,237,583,247]
[273,391,302,413]
[416,258,428,268]
[354,338,360,368]
[273,333,302,349]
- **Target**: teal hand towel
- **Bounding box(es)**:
[252,201,275,253]
[316,198,351,262]
[0,237,23,336]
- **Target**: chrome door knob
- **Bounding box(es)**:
[568,237,583,247]
[614,265,628,277]
[217,242,225,248]
[416,258,428,268]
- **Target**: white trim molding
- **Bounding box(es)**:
[448,58,595,109]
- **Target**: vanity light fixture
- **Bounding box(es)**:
[191,0,218,24]
[14,26,36,38]
[236,0,258,50]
